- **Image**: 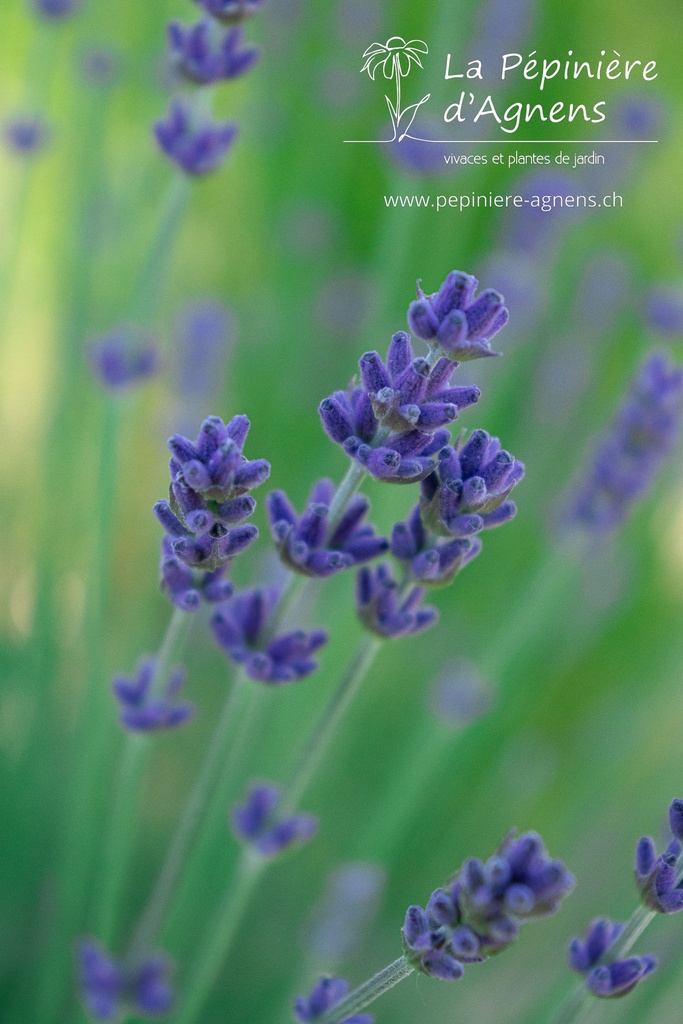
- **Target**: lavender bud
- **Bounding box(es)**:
[154,99,237,176]
[232,781,317,859]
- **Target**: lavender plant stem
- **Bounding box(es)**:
[317,957,415,1024]
[552,905,656,1024]
[95,605,193,946]
[327,459,368,532]
[130,172,191,323]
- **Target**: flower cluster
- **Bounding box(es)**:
[294,977,373,1024]
[155,0,265,174]
[154,415,266,584]
[402,830,574,979]
[232,782,317,858]
[112,658,193,733]
[356,564,438,639]
[211,588,328,683]
[635,799,683,914]
[168,20,258,85]
[568,353,683,530]
[390,505,482,588]
[319,329,480,484]
[160,536,234,610]
[87,328,159,391]
[568,918,656,999]
[420,435,524,539]
[267,481,388,578]
[407,271,509,362]
[77,940,174,1021]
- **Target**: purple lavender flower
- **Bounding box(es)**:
[635,800,683,914]
[4,115,48,155]
[32,0,80,18]
[567,353,683,531]
[211,588,328,683]
[568,918,657,999]
[160,536,234,610]
[112,657,193,733]
[429,660,494,727]
[407,271,509,362]
[390,504,482,588]
[267,481,388,578]
[174,299,233,401]
[192,0,267,23]
[77,940,174,1021]
[402,830,574,979]
[420,434,524,540]
[232,782,317,858]
[154,415,266,572]
[294,977,373,1024]
[154,100,237,176]
[643,287,683,337]
[319,330,480,484]
[356,564,438,639]
[305,863,385,963]
[87,328,159,391]
[167,20,259,85]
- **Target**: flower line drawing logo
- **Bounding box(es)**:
[360,36,430,142]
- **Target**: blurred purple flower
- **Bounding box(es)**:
[33,0,80,18]
[87,327,159,391]
[305,863,385,962]
[4,115,48,155]
[77,940,174,1021]
[635,800,683,914]
[112,657,193,733]
[173,298,234,402]
[154,100,237,176]
[192,0,267,23]
[429,659,494,727]
[643,287,683,337]
[167,20,258,85]
[232,781,317,857]
[569,918,656,999]
[295,977,373,1024]
[79,46,120,87]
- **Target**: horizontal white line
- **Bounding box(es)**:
[343,139,658,144]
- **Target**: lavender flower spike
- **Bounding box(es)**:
[167,21,259,86]
[390,504,482,588]
[267,480,388,578]
[568,352,683,531]
[211,588,328,683]
[402,829,574,979]
[294,977,373,1024]
[319,329,480,484]
[160,536,233,610]
[154,414,266,572]
[193,0,267,23]
[112,657,193,733]
[420,433,524,539]
[408,271,510,362]
[356,563,438,639]
[568,918,657,999]
[635,799,683,914]
[87,328,159,391]
[232,782,317,858]
[77,940,174,1021]
[154,100,237,176]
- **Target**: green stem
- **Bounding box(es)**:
[129,173,191,324]
[281,635,382,815]
[94,606,194,947]
[328,461,368,533]
[319,956,414,1024]
[552,905,656,1024]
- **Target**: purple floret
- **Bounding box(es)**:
[77,940,174,1021]
[267,480,388,578]
[211,588,328,684]
[294,976,373,1024]
[167,20,259,85]
[112,657,193,733]
[154,99,237,176]
[355,563,438,639]
[232,781,317,858]
[390,504,482,588]
[407,271,509,362]
[634,800,683,914]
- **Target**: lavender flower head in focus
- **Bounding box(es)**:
[567,353,683,531]
[232,781,317,858]
[402,829,574,980]
[568,918,657,999]
[77,940,174,1021]
[408,271,509,362]
[154,100,237,176]
[294,977,373,1024]
[635,798,683,914]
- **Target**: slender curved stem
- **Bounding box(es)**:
[328,461,368,533]
[319,957,414,1024]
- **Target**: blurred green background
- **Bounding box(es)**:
[1,0,683,1022]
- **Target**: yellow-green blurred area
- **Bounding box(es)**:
[1,0,683,1022]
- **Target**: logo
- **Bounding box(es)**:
[360,36,431,142]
